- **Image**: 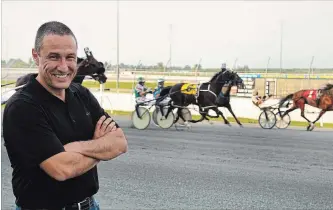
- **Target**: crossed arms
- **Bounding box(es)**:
[41,115,128,181]
[3,94,127,182]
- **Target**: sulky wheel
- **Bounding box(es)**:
[131,107,151,130]
[275,111,291,129]
[258,110,276,129]
[156,106,175,129]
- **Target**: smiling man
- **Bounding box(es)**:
[2,21,128,210]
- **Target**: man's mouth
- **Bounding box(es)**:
[52,73,71,79]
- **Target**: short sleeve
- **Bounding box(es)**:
[3,100,65,167]
[79,86,120,128]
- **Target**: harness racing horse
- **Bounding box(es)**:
[278,84,333,131]
[163,70,240,126]
[215,72,245,127]
[1,47,107,105]
[72,47,107,84]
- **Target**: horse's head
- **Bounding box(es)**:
[323,83,333,91]
[209,69,235,85]
[230,71,245,89]
[76,47,107,84]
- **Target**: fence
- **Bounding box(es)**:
[254,78,333,98]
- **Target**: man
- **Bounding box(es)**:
[2,21,128,210]
[221,62,227,72]
[252,89,264,106]
[134,76,152,104]
[153,78,165,99]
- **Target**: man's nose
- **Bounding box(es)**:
[57,58,69,71]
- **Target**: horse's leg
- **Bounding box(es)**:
[281,105,298,118]
[297,99,314,130]
[189,106,206,123]
[174,108,180,123]
[225,103,243,127]
[309,109,326,131]
[164,105,174,119]
[211,107,230,126]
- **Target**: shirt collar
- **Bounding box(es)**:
[26,74,74,103]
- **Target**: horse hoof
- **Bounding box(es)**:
[309,123,315,131]
[209,121,214,125]
[239,124,244,128]
[306,124,312,131]
[226,123,232,127]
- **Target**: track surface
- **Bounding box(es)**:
[2,117,333,209]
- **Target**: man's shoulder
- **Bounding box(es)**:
[5,84,37,107]
[68,82,97,104]
[3,89,42,119]
[69,82,91,96]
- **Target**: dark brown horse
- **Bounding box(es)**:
[278,84,333,131]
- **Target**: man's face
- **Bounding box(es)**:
[32,34,77,90]
[139,81,145,86]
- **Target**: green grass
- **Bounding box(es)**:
[1,80,179,91]
[2,104,331,129]
[81,80,178,90]
[106,109,333,129]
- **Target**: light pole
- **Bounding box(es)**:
[116,0,120,92]
[266,56,271,74]
[233,58,238,70]
[279,20,283,73]
[195,58,202,82]
[169,24,172,70]
[309,56,315,76]
[135,60,142,72]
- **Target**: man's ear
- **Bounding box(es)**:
[32,48,39,66]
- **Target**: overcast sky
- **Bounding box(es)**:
[2,1,333,69]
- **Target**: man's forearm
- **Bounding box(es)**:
[75,129,127,161]
[63,152,100,179]
[40,151,100,181]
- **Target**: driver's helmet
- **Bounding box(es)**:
[221,62,227,70]
[157,78,165,88]
[137,76,145,85]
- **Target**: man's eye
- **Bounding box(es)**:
[48,55,58,60]
[67,57,76,61]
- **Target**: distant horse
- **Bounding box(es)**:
[71,47,107,84]
[278,84,333,131]
[215,71,245,127]
[1,47,107,105]
[164,69,240,125]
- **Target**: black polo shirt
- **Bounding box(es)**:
[3,76,116,209]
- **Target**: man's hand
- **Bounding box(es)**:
[93,115,117,139]
[65,127,127,161]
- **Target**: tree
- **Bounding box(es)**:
[157,62,164,69]
[183,65,191,70]
[28,57,34,65]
